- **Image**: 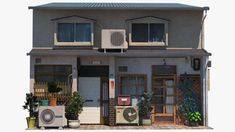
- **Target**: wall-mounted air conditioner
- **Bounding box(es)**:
[101,29,128,49]
[38,106,67,129]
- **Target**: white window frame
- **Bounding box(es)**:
[128,17,169,46]
[53,17,94,46]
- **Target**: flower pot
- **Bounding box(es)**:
[40,100,49,106]
[68,119,80,128]
[142,119,152,126]
[189,121,199,127]
[26,117,36,128]
[49,97,57,106]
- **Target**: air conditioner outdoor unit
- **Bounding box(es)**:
[116,106,139,125]
[38,106,67,129]
[101,29,128,49]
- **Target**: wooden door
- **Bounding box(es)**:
[151,75,176,124]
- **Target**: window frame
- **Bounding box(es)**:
[118,74,147,97]
[128,17,169,47]
[54,17,94,46]
[34,65,72,83]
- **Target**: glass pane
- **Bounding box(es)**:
[57,23,74,42]
[166,105,173,114]
[166,88,174,95]
[165,80,173,86]
[166,96,174,104]
[130,85,137,96]
[121,86,128,95]
[75,23,91,42]
[156,105,163,113]
[55,66,72,75]
[156,97,164,104]
[36,75,53,82]
[120,77,128,86]
[149,24,165,42]
[153,79,163,86]
[35,66,53,74]
[129,77,136,86]
[154,88,163,95]
[137,85,144,96]
[137,77,144,85]
[54,75,67,83]
[132,23,148,42]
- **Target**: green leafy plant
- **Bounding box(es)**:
[23,93,38,117]
[187,111,201,123]
[47,82,62,93]
[65,92,84,120]
[138,92,153,119]
[178,96,198,116]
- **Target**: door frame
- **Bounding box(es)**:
[100,77,109,125]
[151,74,177,124]
[77,65,109,124]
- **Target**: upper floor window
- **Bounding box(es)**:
[128,16,169,46]
[57,23,91,42]
[132,23,165,42]
[53,15,94,46]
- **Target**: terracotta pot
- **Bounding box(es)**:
[49,97,57,106]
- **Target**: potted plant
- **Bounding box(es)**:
[23,93,39,128]
[65,92,84,128]
[178,96,199,125]
[187,111,201,126]
[47,82,62,106]
[138,92,153,125]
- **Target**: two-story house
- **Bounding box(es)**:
[28,3,211,126]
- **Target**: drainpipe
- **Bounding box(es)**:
[201,7,209,126]
[201,7,209,49]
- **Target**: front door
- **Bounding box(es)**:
[152,75,176,124]
[79,77,101,124]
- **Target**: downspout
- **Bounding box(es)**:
[201,7,209,49]
[201,7,209,126]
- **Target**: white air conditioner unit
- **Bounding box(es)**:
[38,106,67,129]
[101,29,128,49]
[116,106,139,125]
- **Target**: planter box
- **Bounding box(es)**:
[142,119,152,126]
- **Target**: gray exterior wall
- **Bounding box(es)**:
[115,57,200,94]
[33,9,203,48]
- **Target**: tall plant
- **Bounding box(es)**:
[23,93,38,117]
[65,92,84,120]
[138,92,153,119]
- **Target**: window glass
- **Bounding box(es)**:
[149,23,165,42]
[75,23,91,42]
[35,65,72,83]
[120,75,145,97]
[57,23,74,42]
[132,24,148,42]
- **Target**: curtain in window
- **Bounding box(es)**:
[120,76,145,98]
[149,24,165,42]
[57,23,74,42]
[75,23,91,42]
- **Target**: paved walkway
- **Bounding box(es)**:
[28,124,212,130]
[70,124,212,130]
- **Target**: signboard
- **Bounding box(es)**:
[109,79,115,98]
